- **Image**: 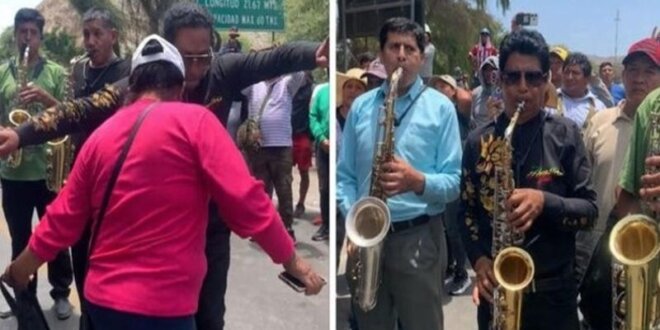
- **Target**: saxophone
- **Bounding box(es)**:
[6,45,31,168]
[491,101,535,330]
[344,67,401,311]
[44,54,85,192]
[609,107,660,330]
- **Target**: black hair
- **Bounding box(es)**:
[82,7,117,30]
[563,52,592,77]
[14,8,45,37]
[358,52,375,65]
[379,17,425,53]
[599,61,613,71]
[128,40,184,101]
[163,2,214,44]
[499,29,550,74]
[212,30,222,52]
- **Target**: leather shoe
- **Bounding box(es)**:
[53,298,72,320]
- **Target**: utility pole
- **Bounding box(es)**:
[614,9,620,63]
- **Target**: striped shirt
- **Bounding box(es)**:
[243,72,305,147]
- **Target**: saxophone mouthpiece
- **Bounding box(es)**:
[391,67,403,80]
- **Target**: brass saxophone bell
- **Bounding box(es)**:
[5,109,31,168]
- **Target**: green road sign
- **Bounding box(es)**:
[197,0,284,31]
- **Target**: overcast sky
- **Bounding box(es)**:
[0,0,42,32]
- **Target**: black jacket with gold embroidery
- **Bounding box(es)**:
[15,42,319,147]
[459,111,598,280]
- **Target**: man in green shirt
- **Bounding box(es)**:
[617,87,660,214]
[0,8,73,319]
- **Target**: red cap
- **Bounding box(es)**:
[623,38,660,66]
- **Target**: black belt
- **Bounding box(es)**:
[389,214,431,233]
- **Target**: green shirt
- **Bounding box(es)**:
[619,87,660,196]
[0,57,66,181]
[309,83,329,142]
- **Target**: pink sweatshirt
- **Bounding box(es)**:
[29,98,294,316]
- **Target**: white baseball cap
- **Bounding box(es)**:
[131,34,185,77]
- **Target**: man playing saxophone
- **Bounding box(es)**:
[336,17,462,330]
[458,29,597,330]
[0,8,74,319]
[65,7,131,329]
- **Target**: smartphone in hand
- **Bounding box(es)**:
[278,271,327,293]
[279,271,306,292]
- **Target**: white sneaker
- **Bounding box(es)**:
[443,273,455,286]
[449,276,473,296]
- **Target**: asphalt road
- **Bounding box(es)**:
[0,165,329,330]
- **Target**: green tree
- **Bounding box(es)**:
[339,0,504,76]
[42,28,85,66]
[0,26,82,68]
[471,0,511,13]
[0,28,14,64]
[282,0,328,42]
[427,0,504,75]
[280,0,329,81]
[137,0,183,34]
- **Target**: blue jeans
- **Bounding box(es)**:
[86,301,195,330]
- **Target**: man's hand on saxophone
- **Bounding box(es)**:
[473,256,497,304]
[379,155,426,196]
[640,155,660,212]
[18,83,58,108]
[506,188,545,232]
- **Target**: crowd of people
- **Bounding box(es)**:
[0,3,659,330]
[336,15,660,330]
[0,3,328,330]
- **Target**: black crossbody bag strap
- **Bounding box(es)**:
[255,82,276,125]
[87,102,158,255]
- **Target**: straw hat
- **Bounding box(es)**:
[437,74,457,90]
[337,68,367,106]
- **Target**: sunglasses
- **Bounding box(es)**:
[182,48,214,66]
[501,70,547,87]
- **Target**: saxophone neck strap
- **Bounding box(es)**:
[9,56,45,82]
[394,85,428,127]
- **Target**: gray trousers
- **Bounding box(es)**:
[354,215,447,330]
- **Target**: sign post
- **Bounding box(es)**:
[197,0,285,31]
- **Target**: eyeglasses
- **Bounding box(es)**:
[501,70,547,87]
[182,48,214,66]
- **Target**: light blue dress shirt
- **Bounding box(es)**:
[336,76,462,222]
